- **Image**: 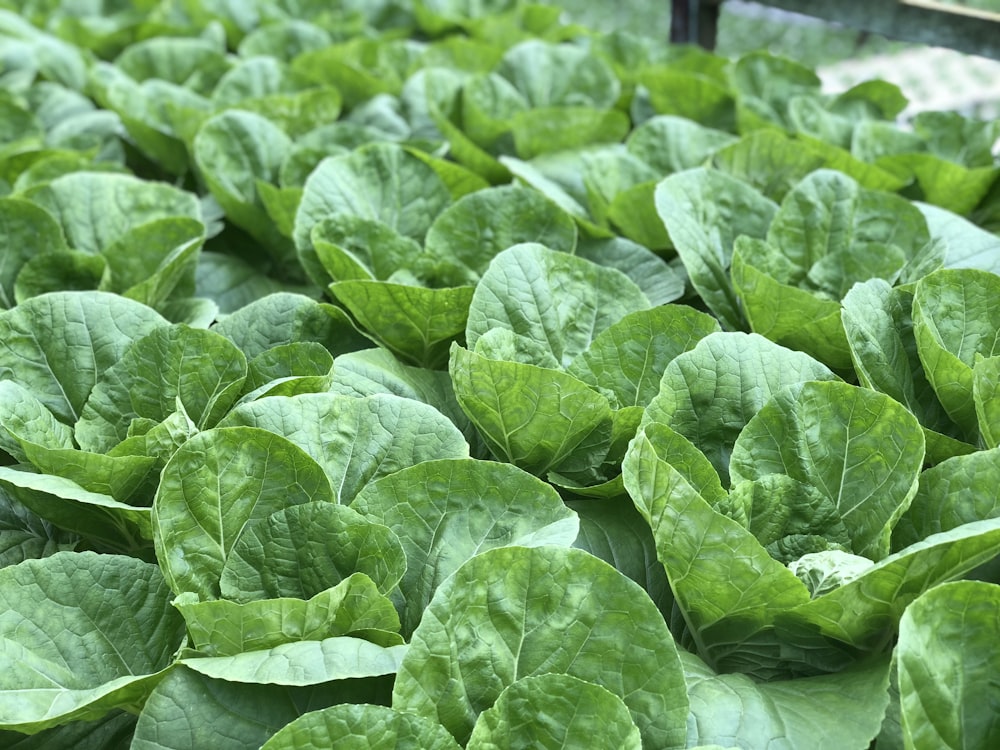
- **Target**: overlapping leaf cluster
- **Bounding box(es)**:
[1,0,1000,748]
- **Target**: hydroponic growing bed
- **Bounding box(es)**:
[0,1,999,748]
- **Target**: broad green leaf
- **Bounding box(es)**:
[219,393,469,504]
[328,348,474,448]
[731,236,852,370]
[421,184,577,287]
[113,35,230,95]
[219,502,405,603]
[467,674,642,749]
[918,202,1000,275]
[26,172,202,256]
[974,355,1000,448]
[211,292,370,359]
[897,581,1000,750]
[153,426,335,599]
[778,517,1000,655]
[182,637,407,686]
[0,467,152,553]
[654,168,777,330]
[623,425,809,674]
[511,106,630,159]
[329,280,474,368]
[311,215,422,282]
[496,39,620,110]
[567,305,721,409]
[0,711,134,750]
[102,218,204,307]
[237,20,332,61]
[352,458,578,636]
[731,51,820,130]
[75,324,247,453]
[0,552,184,733]
[912,268,1000,433]
[712,130,825,202]
[841,279,965,455]
[638,67,736,132]
[573,236,685,307]
[193,253,320,314]
[729,380,924,560]
[131,667,390,750]
[0,197,68,309]
[0,380,74,461]
[893,447,1000,549]
[450,344,612,476]
[626,115,737,175]
[243,342,334,398]
[683,651,890,750]
[294,143,452,285]
[393,545,689,749]
[0,484,77,569]
[12,250,107,303]
[262,704,461,750]
[175,575,400,657]
[0,291,167,423]
[643,332,837,482]
[876,153,998,216]
[568,497,674,618]
[500,154,609,237]
[193,110,294,265]
[466,243,649,368]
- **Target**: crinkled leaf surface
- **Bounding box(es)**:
[262,703,461,750]
[393,545,688,749]
[75,324,247,453]
[466,242,649,368]
[218,502,405,602]
[729,380,924,560]
[0,551,184,734]
[897,581,1000,750]
[0,291,167,423]
[352,458,578,636]
[467,673,642,750]
[153,426,335,599]
[643,332,837,482]
[219,393,468,504]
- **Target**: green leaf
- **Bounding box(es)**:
[623,425,809,674]
[654,168,777,330]
[912,268,1000,433]
[511,106,630,160]
[352,458,578,636]
[897,581,1000,750]
[0,291,167,423]
[643,332,837,482]
[841,279,964,454]
[26,172,202,256]
[182,637,406,686]
[193,110,294,266]
[422,184,577,287]
[466,243,649,368]
[729,380,924,560]
[683,651,890,750]
[449,344,612,476]
[219,393,469,504]
[567,305,721,409]
[175,574,400,657]
[467,674,642,749]
[311,215,422,282]
[974,355,1000,449]
[893,447,1000,550]
[0,467,152,552]
[393,545,688,749]
[294,143,452,285]
[131,667,390,750]
[573,236,685,307]
[75,324,247,453]
[211,292,368,359]
[218,502,405,603]
[262,703,461,750]
[153,426,335,599]
[0,551,184,733]
[0,484,77,569]
[626,115,737,175]
[329,280,474,368]
[0,197,68,309]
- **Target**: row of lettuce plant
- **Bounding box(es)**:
[0,0,999,748]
